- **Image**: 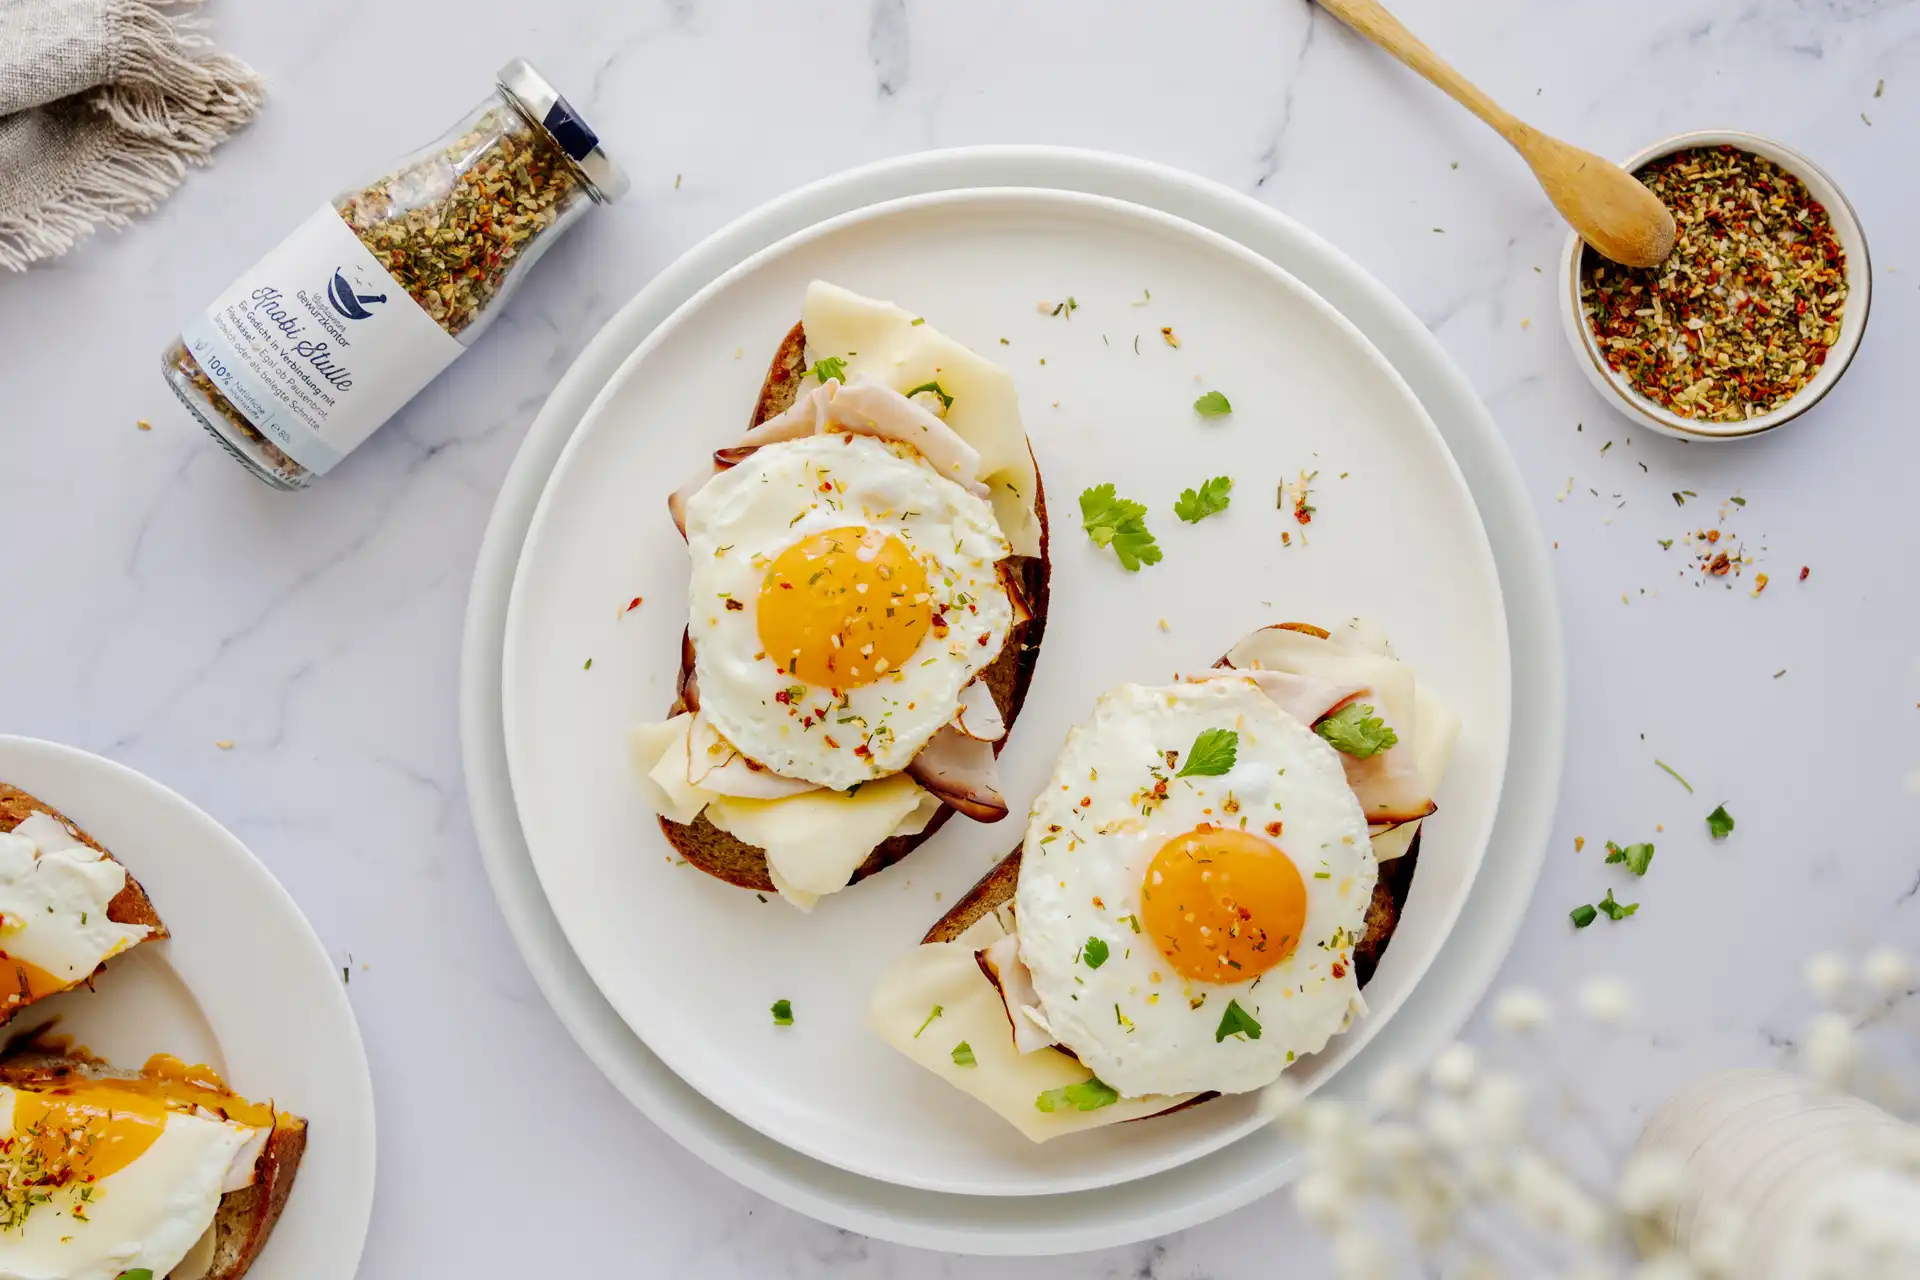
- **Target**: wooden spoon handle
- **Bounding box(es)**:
[1316,0,1527,144]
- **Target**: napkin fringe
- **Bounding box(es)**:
[0,0,261,271]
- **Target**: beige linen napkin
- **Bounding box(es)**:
[0,0,261,270]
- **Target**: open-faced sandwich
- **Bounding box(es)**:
[868,621,1457,1141]
[0,1046,306,1280]
[630,282,1050,909]
[0,786,166,1025]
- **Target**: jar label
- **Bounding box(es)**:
[180,205,464,475]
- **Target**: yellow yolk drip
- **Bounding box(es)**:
[1140,826,1307,983]
[0,953,73,1004]
[758,526,931,689]
[3,1056,273,1182]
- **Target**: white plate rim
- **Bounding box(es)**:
[498,184,1511,1193]
[459,145,1564,1254]
[0,735,377,1280]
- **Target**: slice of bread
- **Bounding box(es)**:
[0,785,167,1021]
[661,322,1053,892]
[0,1049,305,1280]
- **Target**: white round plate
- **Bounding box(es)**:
[463,146,1563,1252]
[501,187,1509,1195]
[0,736,376,1280]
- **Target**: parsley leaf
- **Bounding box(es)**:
[117,1273,156,1280]
[1079,484,1162,571]
[1215,998,1263,1043]
[1596,889,1638,921]
[1570,904,1597,928]
[905,380,954,410]
[1604,841,1655,876]
[804,355,849,383]
[1707,805,1735,840]
[913,1004,943,1038]
[770,999,794,1026]
[1315,703,1399,758]
[951,1041,976,1067]
[1173,476,1234,524]
[1175,728,1238,778]
[1035,1077,1119,1112]
[1083,937,1110,969]
[1192,390,1233,417]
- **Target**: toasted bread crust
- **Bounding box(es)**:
[0,1049,306,1280]
[0,785,167,1023]
[662,320,1053,894]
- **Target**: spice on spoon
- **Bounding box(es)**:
[1578,145,1847,423]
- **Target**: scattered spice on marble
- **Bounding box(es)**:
[1579,145,1846,422]
[1161,326,1180,348]
[136,419,151,431]
[1799,565,1810,581]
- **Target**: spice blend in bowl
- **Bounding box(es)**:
[1561,132,1869,440]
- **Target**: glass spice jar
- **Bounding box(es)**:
[164,59,626,489]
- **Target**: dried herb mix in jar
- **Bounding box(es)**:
[164,59,625,489]
[1579,145,1847,423]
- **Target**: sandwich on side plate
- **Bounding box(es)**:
[868,621,1458,1141]
[631,282,1051,909]
[0,787,307,1279]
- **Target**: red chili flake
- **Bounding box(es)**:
[976,633,989,646]
[1708,552,1732,576]
[1800,565,1810,581]
[1705,529,1721,543]
[1331,961,1347,979]
[724,598,745,611]
[1079,796,1092,808]
[1092,896,1106,909]
[1265,821,1283,837]
[774,690,792,705]
[823,735,840,749]
[625,596,643,612]
[852,743,871,757]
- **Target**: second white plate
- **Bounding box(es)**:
[500,188,1509,1195]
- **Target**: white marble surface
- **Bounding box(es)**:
[3,0,1917,1274]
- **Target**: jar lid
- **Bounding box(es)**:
[496,58,630,204]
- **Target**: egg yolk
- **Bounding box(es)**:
[758,526,931,689]
[1140,826,1307,983]
[5,1056,272,1181]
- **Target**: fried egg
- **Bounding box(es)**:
[0,813,152,1011]
[684,431,1013,791]
[1016,678,1376,1098]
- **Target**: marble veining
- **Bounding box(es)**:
[2,0,1918,1274]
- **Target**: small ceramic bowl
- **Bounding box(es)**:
[1558,130,1871,442]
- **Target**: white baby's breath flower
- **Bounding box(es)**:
[1471,1071,1529,1145]
[1430,1042,1478,1092]
[1420,1096,1478,1153]
[1259,1075,1307,1125]
[1493,987,1554,1034]
[1687,1207,1746,1278]
[1359,1120,1423,1171]
[1577,977,1635,1025]
[1905,764,1920,795]
[1616,1150,1688,1217]
[1862,947,1914,996]
[1301,1097,1355,1148]
[1366,1061,1420,1115]
[1631,1253,1702,1280]
[1802,1012,1857,1085]
[1293,1170,1350,1229]
[1332,1229,1392,1280]
[1803,952,1850,1003]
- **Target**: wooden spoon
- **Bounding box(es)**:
[1317,0,1675,268]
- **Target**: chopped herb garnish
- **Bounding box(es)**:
[1035,1077,1119,1112]
[1315,703,1398,758]
[1596,889,1638,921]
[1078,483,1162,571]
[1173,475,1233,524]
[1707,804,1735,840]
[905,380,954,410]
[912,1004,944,1037]
[1215,998,1263,1043]
[1605,841,1656,876]
[951,1041,976,1067]
[771,999,794,1026]
[1176,728,1238,778]
[1083,937,1110,969]
[1192,390,1233,417]
[1570,904,1598,928]
[582,657,593,670]
[1655,759,1694,793]
[805,355,849,383]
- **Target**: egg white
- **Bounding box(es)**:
[1017,678,1376,1098]
[685,432,1013,790]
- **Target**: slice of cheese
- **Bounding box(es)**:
[629,716,716,825]
[705,773,932,909]
[801,281,1041,557]
[868,914,1191,1142]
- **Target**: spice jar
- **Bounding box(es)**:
[164,59,626,489]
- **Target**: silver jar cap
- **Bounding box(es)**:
[496,57,630,204]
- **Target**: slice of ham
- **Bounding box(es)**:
[1187,666,1366,728]
[744,377,989,497]
[953,679,1006,742]
[906,726,1009,822]
[684,712,819,800]
[980,933,1056,1054]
